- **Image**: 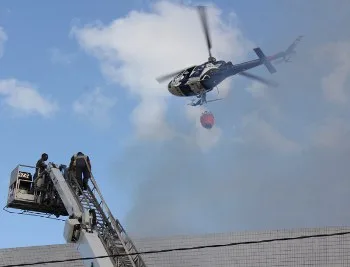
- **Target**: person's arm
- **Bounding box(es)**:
[86,156,92,170]
[68,156,74,169]
[35,160,40,173]
[41,161,47,168]
[37,159,47,169]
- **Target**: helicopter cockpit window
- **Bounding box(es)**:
[189,64,205,78]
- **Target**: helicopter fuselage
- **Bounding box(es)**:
[168,60,230,97]
[167,56,268,98]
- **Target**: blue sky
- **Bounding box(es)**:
[1,0,350,249]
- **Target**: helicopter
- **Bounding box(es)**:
[156,6,303,107]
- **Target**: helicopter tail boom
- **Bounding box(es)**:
[268,35,304,64]
[253,47,277,74]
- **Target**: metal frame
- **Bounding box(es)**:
[6,161,147,267]
[84,160,146,267]
[6,164,68,217]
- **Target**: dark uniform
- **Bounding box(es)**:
[69,152,91,191]
[33,153,48,181]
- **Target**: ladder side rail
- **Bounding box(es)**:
[65,168,128,267]
[59,165,86,213]
[89,181,146,267]
[89,180,145,266]
[78,186,121,267]
[86,187,111,227]
[88,174,115,224]
[83,161,146,267]
[84,162,129,234]
[58,165,118,267]
[88,171,135,238]
[85,186,138,267]
[62,165,120,266]
[61,165,128,267]
[82,159,123,233]
[89,173,144,251]
[69,173,96,212]
[47,163,83,218]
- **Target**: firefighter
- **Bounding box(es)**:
[69,152,91,191]
[33,153,48,185]
[32,153,49,201]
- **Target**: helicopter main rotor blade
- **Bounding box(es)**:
[238,71,279,87]
[156,68,187,83]
[156,65,197,83]
[197,6,212,58]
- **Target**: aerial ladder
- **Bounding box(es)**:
[4,160,147,267]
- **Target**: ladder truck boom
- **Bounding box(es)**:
[5,160,147,267]
[50,162,116,267]
[46,163,83,218]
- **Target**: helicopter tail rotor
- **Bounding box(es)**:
[238,71,278,87]
[253,47,277,74]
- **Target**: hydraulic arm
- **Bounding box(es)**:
[5,160,146,267]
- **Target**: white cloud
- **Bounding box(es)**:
[131,96,175,141]
[0,26,8,58]
[316,41,350,104]
[0,29,58,118]
[73,87,117,129]
[0,79,58,117]
[71,1,252,142]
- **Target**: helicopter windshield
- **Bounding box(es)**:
[189,60,225,78]
[189,63,206,78]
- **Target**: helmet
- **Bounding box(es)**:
[41,153,48,161]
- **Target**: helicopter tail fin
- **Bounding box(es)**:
[254,47,277,74]
[268,35,304,64]
[285,35,303,56]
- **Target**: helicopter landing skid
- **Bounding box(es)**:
[188,90,223,107]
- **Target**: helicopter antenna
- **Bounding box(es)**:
[197,6,215,62]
